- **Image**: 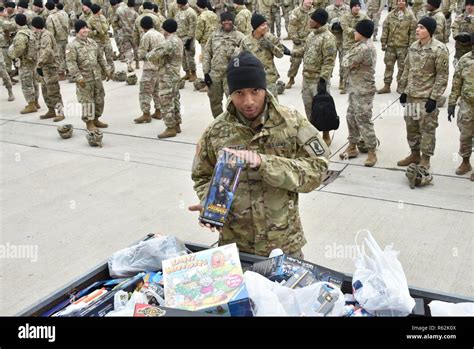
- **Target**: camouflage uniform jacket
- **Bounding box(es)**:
[340,11,369,51]
[87,14,110,44]
[7,26,37,68]
[448,52,474,105]
[292,24,337,81]
[138,28,165,70]
[36,29,59,68]
[288,5,313,44]
[115,5,138,38]
[0,17,17,48]
[203,27,245,77]
[240,32,283,83]
[342,38,377,93]
[381,8,416,48]
[451,13,474,54]
[147,32,183,81]
[167,1,178,19]
[195,8,219,45]
[234,6,252,37]
[175,5,197,41]
[191,93,330,256]
[46,9,70,42]
[133,10,165,46]
[35,8,49,21]
[66,36,109,82]
[427,8,448,44]
[326,3,350,43]
[398,38,449,100]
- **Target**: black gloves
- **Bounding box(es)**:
[399,93,407,105]
[317,78,326,94]
[425,98,437,113]
[388,6,392,12]
[445,12,451,20]
[36,67,43,77]
[204,73,212,87]
[282,44,291,56]
[331,22,342,32]
[184,39,192,51]
[447,105,455,122]
[454,33,471,43]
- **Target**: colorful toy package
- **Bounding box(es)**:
[162,243,253,316]
[199,150,245,228]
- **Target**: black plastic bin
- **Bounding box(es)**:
[18,234,473,317]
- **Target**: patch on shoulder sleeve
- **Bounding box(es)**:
[307,136,326,156]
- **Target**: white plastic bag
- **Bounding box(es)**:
[428,301,474,316]
[108,235,188,278]
[352,230,415,316]
[244,271,344,316]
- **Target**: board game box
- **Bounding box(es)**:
[162,243,253,316]
[251,254,345,288]
[199,150,245,228]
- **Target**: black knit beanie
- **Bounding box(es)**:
[31,16,45,29]
[221,11,234,22]
[311,8,328,25]
[197,0,207,9]
[162,18,177,33]
[15,13,27,26]
[251,13,266,31]
[75,19,88,33]
[143,1,153,9]
[227,51,266,95]
[427,0,441,8]
[350,0,361,8]
[45,2,55,10]
[91,4,101,14]
[140,15,153,30]
[355,19,374,38]
[418,16,437,36]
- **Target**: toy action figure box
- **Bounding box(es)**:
[251,254,345,289]
[199,150,245,228]
[162,243,253,316]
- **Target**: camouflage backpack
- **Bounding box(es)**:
[57,124,73,139]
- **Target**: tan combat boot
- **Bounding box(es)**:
[397,150,420,166]
[35,100,41,109]
[455,157,472,175]
[322,131,331,146]
[94,117,108,128]
[365,149,377,167]
[377,83,391,94]
[285,77,295,89]
[158,127,177,139]
[340,86,346,95]
[339,143,358,159]
[86,120,97,131]
[175,124,181,133]
[181,71,190,80]
[189,70,197,82]
[135,60,140,70]
[134,112,152,124]
[199,86,208,92]
[53,112,65,122]
[338,77,344,90]
[40,108,56,119]
[152,109,162,120]
[7,87,15,101]
[471,172,474,181]
[419,154,430,169]
[20,101,38,114]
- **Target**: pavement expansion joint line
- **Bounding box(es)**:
[318,190,474,215]
[0,139,191,173]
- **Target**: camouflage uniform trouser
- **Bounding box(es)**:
[40,66,63,110]
[19,65,39,103]
[97,40,115,73]
[270,5,281,38]
[208,73,229,118]
[336,39,343,80]
[76,79,105,121]
[346,92,377,148]
[281,5,292,33]
[57,40,68,75]
[366,9,381,38]
[302,77,331,119]
[121,35,138,64]
[0,51,12,89]
[113,29,122,56]
[139,69,160,114]
[287,42,303,79]
[383,46,408,86]
[267,81,278,101]
[404,96,439,156]
[182,39,196,72]
[457,99,473,158]
[159,77,181,128]
[2,47,13,76]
